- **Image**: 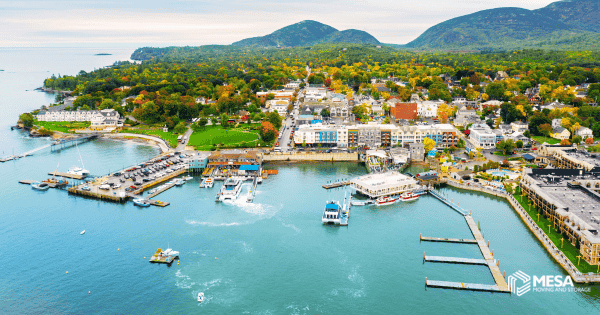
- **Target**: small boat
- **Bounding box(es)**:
[174,178,185,186]
[67,166,90,178]
[31,181,50,191]
[80,230,85,235]
[256,177,263,184]
[81,185,91,191]
[163,248,179,257]
[133,198,151,207]
[400,191,419,202]
[375,195,398,206]
[197,292,205,303]
[184,176,193,181]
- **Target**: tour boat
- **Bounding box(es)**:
[217,177,243,201]
[200,177,214,188]
[133,198,151,207]
[197,292,205,303]
[31,181,50,191]
[322,200,342,224]
[375,195,398,206]
[400,191,419,202]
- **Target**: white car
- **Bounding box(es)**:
[112,183,121,189]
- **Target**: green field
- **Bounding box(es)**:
[513,187,596,274]
[531,136,561,145]
[120,128,180,147]
[188,125,260,150]
[34,120,90,133]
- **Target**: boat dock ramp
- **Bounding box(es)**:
[339,195,352,226]
[422,191,510,294]
[48,171,86,180]
[322,180,351,189]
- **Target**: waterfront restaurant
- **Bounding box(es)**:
[519,168,600,265]
[207,150,261,173]
[350,171,419,198]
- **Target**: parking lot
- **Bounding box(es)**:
[77,152,193,196]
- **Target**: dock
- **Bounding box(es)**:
[339,195,352,226]
[149,249,178,264]
[51,134,97,152]
[322,181,351,189]
[428,190,468,216]
[19,179,38,185]
[48,171,86,180]
[420,235,477,244]
[147,199,170,207]
[423,254,487,265]
[425,279,507,293]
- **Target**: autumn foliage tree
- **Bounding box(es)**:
[585,137,594,145]
[423,137,436,153]
[259,121,278,142]
[560,139,572,146]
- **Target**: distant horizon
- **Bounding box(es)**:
[0,0,561,48]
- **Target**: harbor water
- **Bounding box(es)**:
[1,48,600,313]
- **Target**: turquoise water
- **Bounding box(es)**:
[1,48,600,313]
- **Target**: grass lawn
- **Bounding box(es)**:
[120,127,180,147]
[34,120,90,133]
[189,125,260,150]
[513,187,597,274]
[531,136,561,145]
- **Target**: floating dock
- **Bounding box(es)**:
[48,171,85,180]
[147,199,170,207]
[322,181,351,189]
[19,179,38,185]
[423,254,487,265]
[420,235,477,244]
[149,249,178,264]
[425,279,507,293]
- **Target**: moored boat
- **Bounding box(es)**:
[375,195,398,206]
[322,200,342,224]
[198,292,205,303]
[400,191,419,202]
[133,198,151,207]
[217,177,242,201]
[31,181,50,191]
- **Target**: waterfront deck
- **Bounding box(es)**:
[426,279,508,293]
[420,235,477,244]
[48,171,86,180]
[424,254,487,265]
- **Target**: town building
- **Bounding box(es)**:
[350,171,419,198]
[519,168,600,265]
[36,108,124,127]
[538,145,600,171]
[469,123,497,149]
[389,102,417,121]
[206,150,261,170]
[265,99,289,116]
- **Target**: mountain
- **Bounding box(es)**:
[406,0,600,50]
[232,20,380,47]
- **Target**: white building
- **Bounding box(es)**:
[417,100,443,118]
[350,171,419,198]
[575,126,593,139]
[91,109,124,127]
[36,109,98,122]
[266,100,289,116]
[469,124,497,149]
[285,81,302,89]
[305,85,327,101]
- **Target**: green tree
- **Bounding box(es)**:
[266,112,282,129]
[485,82,506,100]
[174,121,187,134]
[19,113,34,128]
[198,117,208,129]
[573,135,582,145]
[496,139,516,155]
[220,113,230,128]
[538,123,553,137]
[516,140,523,148]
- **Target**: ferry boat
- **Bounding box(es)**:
[197,292,205,303]
[375,195,398,206]
[31,181,50,191]
[217,177,243,201]
[400,191,419,202]
[133,198,151,207]
[322,201,342,224]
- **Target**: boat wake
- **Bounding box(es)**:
[186,221,243,227]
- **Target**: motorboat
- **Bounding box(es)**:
[174,178,185,186]
[133,198,151,207]
[217,177,242,201]
[184,176,193,181]
[322,200,342,224]
[400,191,419,202]
[197,292,205,303]
[80,230,85,235]
[163,248,179,257]
[81,185,91,191]
[375,195,398,206]
[204,177,214,188]
[256,177,263,184]
[31,181,50,191]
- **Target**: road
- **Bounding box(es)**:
[176,127,194,151]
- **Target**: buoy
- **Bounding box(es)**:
[215,257,218,260]
[144,257,146,259]
[118,248,120,251]
[88,291,91,295]
[66,271,69,274]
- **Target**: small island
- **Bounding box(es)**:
[94,53,112,56]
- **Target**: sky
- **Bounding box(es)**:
[0,0,560,48]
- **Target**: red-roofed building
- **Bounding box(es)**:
[390,103,417,121]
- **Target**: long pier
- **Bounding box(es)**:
[322,181,351,189]
[428,190,468,216]
[48,171,85,180]
[420,234,477,244]
[51,134,97,152]
[425,279,506,293]
[424,254,487,265]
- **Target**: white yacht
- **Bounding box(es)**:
[163,248,179,257]
[31,182,50,191]
[217,177,243,201]
[322,200,342,225]
[67,166,90,177]
[197,292,205,303]
[200,177,214,188]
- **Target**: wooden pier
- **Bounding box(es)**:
[426,279,508,293]
[51,134,97,152]
[423,254,487,265]
[420,235,477,244]
[428,190,468,216]
[322,181,351,189]
[19,179,38,185]
[148,199,170,207]
[48,171,86,180]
